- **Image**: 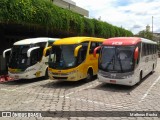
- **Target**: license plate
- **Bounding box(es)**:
[15,75,19,79]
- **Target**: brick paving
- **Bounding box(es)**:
[0,59,160,120]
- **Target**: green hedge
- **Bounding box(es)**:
[0,0,133,37]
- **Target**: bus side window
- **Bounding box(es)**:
[147,44,150,55]
[154,45,156,53]
[36,42,47,56]
[153,45,156,54]
[151,44,153,54]
[38,48,43,61]
[37,42,46,48]
[149,44,151,55]
[89,42,96,54]
[30,48,43,65]
[96,42,102,53]
[142,43,145,56]
[78,42,89,64]
[89,42,101,54]
[144,44,147,56]
[81,46,87,61]
[31,50,38,65]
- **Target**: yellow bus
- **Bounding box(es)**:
[46,37,105,81]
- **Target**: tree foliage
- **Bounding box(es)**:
[137,30,153,40]
[0,0,133,37]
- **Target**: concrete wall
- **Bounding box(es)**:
[0,27,6,75]
[53,0,89,17]
[0,55,7,75]
[70,5,89,17]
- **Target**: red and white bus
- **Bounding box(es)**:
[94,37,158,86]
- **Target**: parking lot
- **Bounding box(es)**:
[0,59,160,120]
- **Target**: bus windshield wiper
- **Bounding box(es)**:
[106,54,115,70]
[117,51,123,72]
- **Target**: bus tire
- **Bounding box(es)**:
[44,68,49,79]
[139,71,142,83]
[151,64,154,74]
[86,69,93,82]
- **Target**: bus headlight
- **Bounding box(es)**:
[25,68,36,73]
[122,75,132,79]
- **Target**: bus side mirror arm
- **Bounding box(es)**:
[27,47,40,57]
[43,46,51,57]
[74,45,82,57]
[134,47,139,60]
[3,48,11,58]
[93,46,101,58]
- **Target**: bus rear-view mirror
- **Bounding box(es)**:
[134,47,139,60]
[93,46,101,58]
[3,48,11,58]
[27,47,40,57]
[43,46,51,57]
[74,45,82,57]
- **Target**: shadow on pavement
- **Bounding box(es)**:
[92,72,154,94]
[0,77,46,85]
[41,76,97,89]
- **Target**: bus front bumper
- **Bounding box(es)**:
[98,74,136,86]
[8,72,36,80]
[48,70,79,81]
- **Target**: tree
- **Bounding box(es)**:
[137,30,153,40]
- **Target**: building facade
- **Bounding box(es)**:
[51,0,89,17]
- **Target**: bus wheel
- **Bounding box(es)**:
[139,72,142,83]
[44,68,49,79]
[151,65,154,74]
[86,69,93,82]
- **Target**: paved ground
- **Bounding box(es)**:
[0,59,160,120]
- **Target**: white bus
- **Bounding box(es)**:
[3,37,59,80]
[94,37,158,86]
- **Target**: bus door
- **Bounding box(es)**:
[75,42,89,78]
[89,42,101,74]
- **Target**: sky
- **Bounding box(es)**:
[72,0,160,35]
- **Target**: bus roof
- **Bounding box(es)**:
[103,37,157,46]
[14,37,59,45]
[141,38,157,44]
[53,37,104,45]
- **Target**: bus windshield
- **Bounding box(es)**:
[9,45,31,70]
[49,45,78,69]
[8,44,44,70]
[99,46,135,73]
